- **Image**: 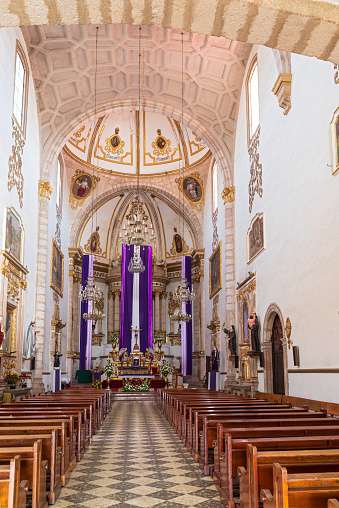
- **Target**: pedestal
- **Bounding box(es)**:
[51,368,61,392]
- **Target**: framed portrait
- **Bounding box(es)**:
[5,208,24,263]
[176,172,205,212]
[50,238,64,297]
[209,241,222,299]
[69,169,99,210]
[330,107,339,175]
[247,213,265,263]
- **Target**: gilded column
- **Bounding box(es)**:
[154,290,160,332]
[114,290,120,331]
[34,181,52,392]
[107,292,114,339]
[160,292,167,333]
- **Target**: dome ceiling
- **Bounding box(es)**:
[21,24,251,169]
[65,110,210,175]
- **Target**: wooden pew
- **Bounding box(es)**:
[0,425,70,486]
[0,409,86,460]
[0,432,61,504]
[239,445,339,508]
[260,463,339,507]
[0,455,28,508]
[218,434,339,508]
[328,500,339,507]
[0,442,47,508]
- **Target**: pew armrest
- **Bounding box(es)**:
[20,479,29,492]
[237,466,247,478]
[260,489,273,503]
[212,440,217,448]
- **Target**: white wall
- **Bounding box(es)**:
[234,45,339,400]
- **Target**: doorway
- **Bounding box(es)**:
[271,314,285,395]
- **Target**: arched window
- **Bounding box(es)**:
[212,161,218,214]
[56,158,62,210]
[13,42,28,134]
[247,59,260,141]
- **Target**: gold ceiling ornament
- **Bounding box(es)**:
[38,180,53,199]
[8,117,25,208]
[221,186,235,204]
[167,229,189,257]
[285,317,292,349]
[175,171,205,212]
[152,129,172,157]
[84,226,103,256]
[69,169,100,210]
[272,73,292,115]
[334,64,339,85]
[248,126,263,213]
[74,125,85,138]
[105,127,125,155]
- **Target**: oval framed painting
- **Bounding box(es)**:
[69,169,99,210]
[177,172,205,212]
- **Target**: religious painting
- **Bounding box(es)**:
[176,172,205,212]
[150,128,172,162]
[2,305,16,353]
[50,238,64,297]
[5,208,23,262]
[84,226,103,256]
[247,213,264,263]
[105,127,125,156]
[330,107,339,175]
[209,241,222,299]
[69,169,100,210]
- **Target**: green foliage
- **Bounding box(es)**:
[123,379,150,392]
[92,380,102,390]
[160,360,172,378]
[109,331,119,345]
[103,359,114,377]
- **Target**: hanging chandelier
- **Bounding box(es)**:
[173,277,195,304]
[120,26,155,274]
[171,309,192,322]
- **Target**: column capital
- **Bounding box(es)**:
[154,290,161,297]
[38,180,53,199]
[160,292,167,299]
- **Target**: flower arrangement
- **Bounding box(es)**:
[103,359,115,379]
[19,373,31,387]
[4,371,19,385]
[109,331,119,346]
[123,379,150,392]
[92,380,102,390]
[154,331,165,344]
[160,360,172,378]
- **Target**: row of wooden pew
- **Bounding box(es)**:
[0,386,111,507]
[158,388,339,507]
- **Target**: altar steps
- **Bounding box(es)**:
[111,392,158,402]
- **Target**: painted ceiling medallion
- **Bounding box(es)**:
[69,169,100,210]
[167,228,189,257]
[176,172,205,212]
[84,226,103,255]
[105,127,125,157]
[152,129,171,162]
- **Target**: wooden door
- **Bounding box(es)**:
[271,314,285,395]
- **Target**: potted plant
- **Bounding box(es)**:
[4,370,19,389]
[103,359,115,385]
[108,331,119,349]
[19,373,31,388]
[160,360,172,384]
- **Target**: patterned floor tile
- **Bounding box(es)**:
[54,400,223,508]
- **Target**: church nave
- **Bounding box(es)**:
[54,400,223,508]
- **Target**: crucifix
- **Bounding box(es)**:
[130,326,143,348]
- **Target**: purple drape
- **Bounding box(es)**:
[79,254,94,370]
[181,255,193,376]
[120,244,134,354]
[139,245,153,352]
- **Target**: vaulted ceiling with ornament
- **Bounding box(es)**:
[21,23,251,173]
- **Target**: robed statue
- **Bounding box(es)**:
[224,325,237,356]
[248,313,260,352]
[210,345,220,372]
[23,321,36,360]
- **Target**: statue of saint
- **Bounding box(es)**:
[224,325,237,356]
[248,313,260,352]
[53,351,63,368]
[23,321,36,360]
[210,344,220,372]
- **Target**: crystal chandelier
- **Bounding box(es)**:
[79,275,105,321]
[173,277,195,304]
[171,309,192,322]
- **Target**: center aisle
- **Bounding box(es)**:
[54,399,223,508]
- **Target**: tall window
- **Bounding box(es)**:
[56,158,62,209]
[212,161,218,213]
[248,60,260,140]
[13,44,28,133]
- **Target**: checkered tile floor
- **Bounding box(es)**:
[54,400,223,507]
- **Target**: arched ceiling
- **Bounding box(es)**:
[21,24,251,170]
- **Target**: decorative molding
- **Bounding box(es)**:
[248,127,263,213]
[8,117,25,208]
[334,64,339,85]
[55,205,62,247]
[1,250,28,303]
[212,209,219,252]
[38,180,53,199]
[285,317,292,349]
[221,186,235,204]
[237,279,256,301]
[272,73,292,115]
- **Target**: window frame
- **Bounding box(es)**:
[246,56,260,146]
[12,41,29,138]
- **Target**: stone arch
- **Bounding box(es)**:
[262,302,289,395]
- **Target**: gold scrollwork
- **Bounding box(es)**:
[105,127,125,155]
[248,127,263,213]
[38,181,53,199]
[152,129,172,157]
[167,231,189,257]
[221,186,235,204]
[334,65,339,85]
[8,117,25,208]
